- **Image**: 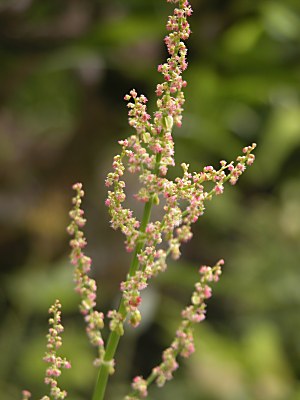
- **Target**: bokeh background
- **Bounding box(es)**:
[1,0,300,399]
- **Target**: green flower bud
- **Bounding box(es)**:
[153,193,160,205]
[129,310,141,328]
[142,132,151,143]
[163,115,174,131]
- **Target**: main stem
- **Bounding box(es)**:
[92,153,162,400]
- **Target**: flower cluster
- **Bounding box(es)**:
[66,0,256,396]
[105,0,194,229]
[42,300,71,400]
[104,0,256,342]
[125,260,223,399]
[126,376,148,400]
[67,183,105,365]
[101,3,214,384]
[107,310,124,336]
[22,390,32,400]
[108,142,256,330]
[23,1,257,399]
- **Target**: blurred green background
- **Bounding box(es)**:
[1,0,300,399]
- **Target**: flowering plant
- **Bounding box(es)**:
[22,0,256,399]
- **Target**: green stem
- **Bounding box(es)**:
[92,153,162,400]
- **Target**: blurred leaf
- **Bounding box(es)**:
[255,104,300,184]
[280,179,300,239]
[243,323,291,375]
[261,2,300,41]
[189,323,293,400]
[10,69,79,139]
[190,325,249,400]
[6,261,77,314]
[90,16,162,46]
[223,19,263,54]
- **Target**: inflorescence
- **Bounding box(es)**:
[22,300,71,400]
[104,0,255,334]
[67,0,256,397]
[125,260,223,399]
[67,183,105,367]
[24,0,256,399]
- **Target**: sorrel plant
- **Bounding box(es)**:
[22,1,256,399]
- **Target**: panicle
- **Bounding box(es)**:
[67,183,105,365]
[105,0,256,338]
[42,300,71,400]
[126,259,223,398]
